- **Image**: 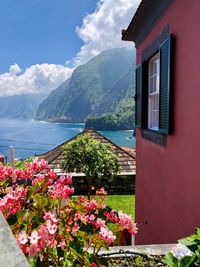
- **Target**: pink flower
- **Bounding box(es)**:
[98,226,116,245]
[58,175,66,184]
[89,214,95,222]
[66,208,71,214]
[17,231,28,245]
[49,239,57,247]
[47,178,54,185]
[95,218,105,229]
[96,187,107,196]
[46,220,58,235]
[7,167,13,175]
[0,186,27,218]
[78,196,87,203]
[0,166,14,181]
[85,199,97,213]
[29,231,41,244]
[48,176,74,199]
[72,224,80,234]
[118,211,138,235]
[104,210,118,223]
[32,174,45,185]
[37,224,49,250]
[29,244,38,257]
[46,170,57,179]
[66,175,72,184]
[59,239,66,250]
[43,212,58,223]
[100,203,106,209]
[74,212,88,223]
[20,244,29,255]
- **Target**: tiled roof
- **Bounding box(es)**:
[37,129,136,176]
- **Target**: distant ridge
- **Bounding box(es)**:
[0,94,47,119]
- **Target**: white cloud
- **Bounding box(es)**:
[9,63,22,76]
[0,0,140,97]
[74,0,140,66]
[0,63,73,97]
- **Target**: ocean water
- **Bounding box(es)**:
[0,118,135,161]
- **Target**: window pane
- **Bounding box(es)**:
[148,53,160,130]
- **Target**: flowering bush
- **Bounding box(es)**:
[165,228,200,267]
[0,159,137,267]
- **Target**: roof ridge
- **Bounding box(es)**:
[36,128,135,163]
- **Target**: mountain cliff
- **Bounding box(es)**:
[35,48,135,123]
[85,66,135,130]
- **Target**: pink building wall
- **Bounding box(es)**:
[135,0,200,245]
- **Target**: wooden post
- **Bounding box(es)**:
[10,146,15,169]
[10,146,16,183]
[0,155,4,166]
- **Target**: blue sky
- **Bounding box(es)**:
[0,0,140,97]
[0,0,97,72]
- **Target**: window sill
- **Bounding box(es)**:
[141,129,167,146]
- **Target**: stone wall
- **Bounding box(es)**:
[0,212,29,267]
[72,175,135,195]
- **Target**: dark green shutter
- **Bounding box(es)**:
[135,65,142,128]
[141,61,149,129]
[159,35,173,134]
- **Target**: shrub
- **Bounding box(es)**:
[62,134,119,190]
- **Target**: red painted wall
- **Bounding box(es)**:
[135,0,200,245]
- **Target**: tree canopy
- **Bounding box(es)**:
[61,134,119,188]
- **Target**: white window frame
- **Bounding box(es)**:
[148,53,160,130]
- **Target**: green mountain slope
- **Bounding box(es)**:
[35,47,135,123]
[85,66,135,130]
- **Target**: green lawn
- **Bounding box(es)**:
[105,195,135,219]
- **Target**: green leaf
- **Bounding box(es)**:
[165,252,179,267]
[96,257,108,267]
[179,238,196,247]
[63,259,74,267]
[34,194,49,208]
[180,255,196,267]
[16,210,26,224]
[196,228,200,237]
[26,256,37,267]
[69,247,83,261]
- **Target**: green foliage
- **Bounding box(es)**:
[85,110,134,131]
[165,253,195,267]
[179,227,200,254]
[62,134,119,188]
[5,157,33,169]
[165,227,200,267]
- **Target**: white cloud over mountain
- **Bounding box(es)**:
[0,64,73,97]
[74,0,140,65]
[0,0,140,97]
